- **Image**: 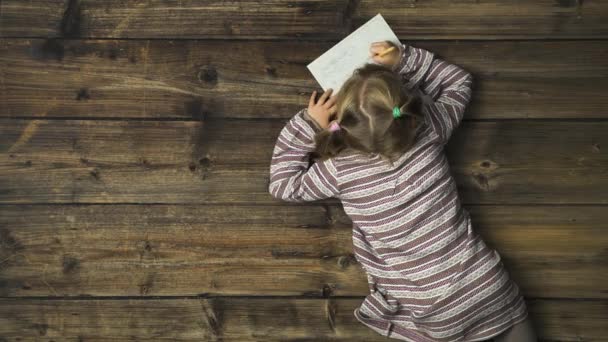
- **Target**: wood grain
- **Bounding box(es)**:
[1,1,607,339]
[1,39,607,119]
[1,204,605,298]
[0,297,605,341]
[1,0,606,39]
[0,119,605,204]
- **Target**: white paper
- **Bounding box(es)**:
[306,13,400,94]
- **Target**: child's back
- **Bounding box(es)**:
[269,43,532,341]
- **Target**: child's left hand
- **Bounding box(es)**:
[307,88,337,129]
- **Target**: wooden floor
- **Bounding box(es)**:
[1,1,607,341]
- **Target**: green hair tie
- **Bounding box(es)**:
[392,106,402,119]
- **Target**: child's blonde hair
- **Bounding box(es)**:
[312,63,424,165]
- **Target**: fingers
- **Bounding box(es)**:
[369,41,390,53]
[310,88,336,115]
[371,40,391,48]
[369,41,397,59]
[369,46,385,56]
[309,90,316,108]
[323,92,337,109]
[328,104,337,115]
[318,88,333,103]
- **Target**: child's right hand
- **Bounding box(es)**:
[370,41,401,70]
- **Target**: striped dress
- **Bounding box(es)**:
[268,43,529,341]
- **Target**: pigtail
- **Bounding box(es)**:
[402,95,424,127]
[380,94,425,164]
[409,95,426,129]
[312,126,347,162]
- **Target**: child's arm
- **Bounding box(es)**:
[391,43,473,145]
[268,108,340,202]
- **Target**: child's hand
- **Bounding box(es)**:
[307,88,337,129]
[370,40,401,70]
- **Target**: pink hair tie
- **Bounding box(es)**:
[328,121,341,132]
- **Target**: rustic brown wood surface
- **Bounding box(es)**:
[0,0,606,39]
[0,204,606,299]
[0,298,605,341]
[1,39,607,119]
[1,120,605,204]
[1,1,607,341]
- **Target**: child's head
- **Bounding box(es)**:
[313,63,424,165]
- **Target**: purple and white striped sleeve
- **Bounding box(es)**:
[392,43,474,145]
[268,108,340,202]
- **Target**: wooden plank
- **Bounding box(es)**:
[0,297,605,341]
[1,39,606,119]
[0,298,209,341]
[1,0,607,39]
[1,204,605,298]
[0,119,606,204]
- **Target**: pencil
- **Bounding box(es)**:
[378,46,396,57]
